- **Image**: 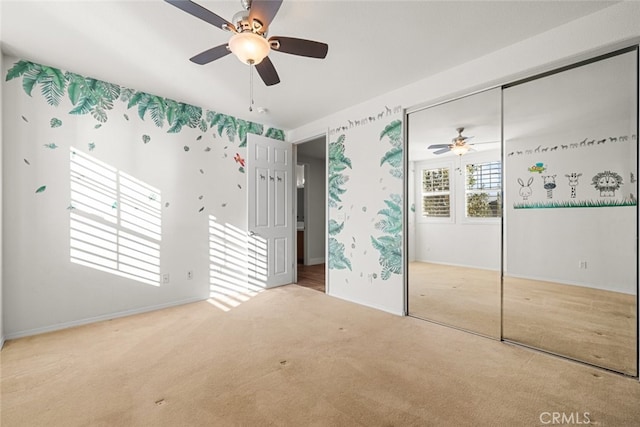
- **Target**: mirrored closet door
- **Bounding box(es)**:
[502,48,638,375]
[407,88,502,338]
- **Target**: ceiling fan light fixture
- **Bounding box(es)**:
[450,144,470,156]
[229,32,270,65]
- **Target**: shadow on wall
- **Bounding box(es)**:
[208,215,267,311]
[69,148,162,286]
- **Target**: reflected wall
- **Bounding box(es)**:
[502,48,638,375]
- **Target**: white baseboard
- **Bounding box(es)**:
[325,292,404,317]
[415,259,499,272]
[306,257,325,265]
[4,296,206,341]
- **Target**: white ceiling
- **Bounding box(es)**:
[0,0,618,131]
[408,87,502,161]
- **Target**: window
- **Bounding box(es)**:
[465,161,502,218]
[422,167,450,218]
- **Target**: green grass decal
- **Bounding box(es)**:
[514,198,637,209]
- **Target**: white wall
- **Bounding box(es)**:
[297,153,325,265]
[326,109,404,315]
[2,55,284,338]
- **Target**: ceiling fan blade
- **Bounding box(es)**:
[255,57,280,86]
[469,140,500,146]
[269,36,328,58]
[433,147,451,155]
[190,44,231,65]
[248,0,283,30]
[165,0,234,31]
[428,144,450,149]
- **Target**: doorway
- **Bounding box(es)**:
[295,136,327,293]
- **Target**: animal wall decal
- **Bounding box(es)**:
[528,162,546,173]
[329,105,402,136]
[505,134,636,157]
[564,172,582,198]
[514,168,635,210]
[591,170,623,197]
[517,177,534,201]
[541,175,557,199]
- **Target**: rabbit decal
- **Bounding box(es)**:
[518,177,534,201]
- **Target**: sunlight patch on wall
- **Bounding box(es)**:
[208,215,266,312]
[69,149,162,286]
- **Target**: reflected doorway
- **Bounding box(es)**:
[295,136,327,293]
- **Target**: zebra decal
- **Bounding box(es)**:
[541,175,557,199]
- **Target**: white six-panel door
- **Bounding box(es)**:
[247,134,293,288]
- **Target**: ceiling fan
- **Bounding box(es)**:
[428,127,478,156]
[165,0,329,86]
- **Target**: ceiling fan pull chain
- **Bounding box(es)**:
[249,62,252,112]
[249,61,255,112]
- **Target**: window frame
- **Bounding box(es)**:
[416,160,455,224]
[461,157,502,223]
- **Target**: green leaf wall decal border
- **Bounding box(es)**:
[6,59,285,144]
[328,134,352,208]
[380,119,403,179]
[328,133,353,272]
[371,193,402,280]
[329,237,352,271]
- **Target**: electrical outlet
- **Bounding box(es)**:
[579,261,587,269]
[187,270,193,280]
[162,273,170,283]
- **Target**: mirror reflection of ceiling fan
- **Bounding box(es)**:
[427,127,494,156]
[165,0,328,87]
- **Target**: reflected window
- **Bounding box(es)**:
[69,148,161,286]
[422,167,450,217]
[465,161,502,218]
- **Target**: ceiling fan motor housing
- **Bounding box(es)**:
[165,0,329,86]
[229,6,270,65]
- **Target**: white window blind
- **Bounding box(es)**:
[422,167,450,218]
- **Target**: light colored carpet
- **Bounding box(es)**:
[2,284,640,426]
[503,276,637,376]
[408,262,501,338]
[408,261,637,375]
